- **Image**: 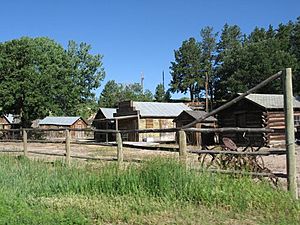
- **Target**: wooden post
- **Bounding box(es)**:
[23,129,28,157]
[116,132,123,167]
[65,129,71,166]
[179,130,187,165]
[283,68,298,199]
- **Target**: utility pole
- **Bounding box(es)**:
[205,71,209,112]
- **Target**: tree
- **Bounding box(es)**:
[214,24,243,99]
[0,37,105,126]
[154,83,171,102]
[169,37,203,101]
[99,80,153,108]
[199,26,217,107]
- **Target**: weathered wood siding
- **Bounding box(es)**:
[0,117,11,129]
[175,113,217,146]
[40,119,88,139]
[218,99,265,146]
[266,111,300,144]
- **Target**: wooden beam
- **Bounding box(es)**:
[184,127,274,133]
[283,68,298,199]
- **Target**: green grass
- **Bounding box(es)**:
[0,155,299,224]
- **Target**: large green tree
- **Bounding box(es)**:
[169,38,203,101]
[0,37,105,126]
[99,80,153,108]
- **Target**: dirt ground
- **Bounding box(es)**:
[0,141,299,195]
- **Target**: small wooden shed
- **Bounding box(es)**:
[92,108,117,142]
[39,116,88,139]
[218,93,300,146]
[0,115,13,130]
[174,110,217,146]
[114,101,191,142]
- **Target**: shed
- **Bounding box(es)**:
[174,110,217,146]
[113,101,191,142]
[0,114,13,130]
[218,93,300,146]
[39,116,88,139]
[92,108,117,142]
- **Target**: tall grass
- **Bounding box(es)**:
[0,155,299,224]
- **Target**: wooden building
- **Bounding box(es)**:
[113,101,191,142]
[39,116,88,139]
[174,110,217,146]
[218,93,300,146]
[92,108,117,142]
[0,115,13,130]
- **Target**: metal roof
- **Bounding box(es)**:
[39,116,83,126]
[132,102,191,117]
[241,93,300,109]
[100,108,117,119]
[5,114,14,124]
[182,110,217,122]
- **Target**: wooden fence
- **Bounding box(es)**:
[0,68,298,199]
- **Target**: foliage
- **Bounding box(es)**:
[169,38,203,101]
[171,18,300,101]
[0,156,299,224]
[99,80,153,107]
[0,37,105,127]
[154,83,171,102]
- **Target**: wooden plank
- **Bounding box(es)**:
[189,149,286,156]
[179,130,187,164]
[194,168,287,178]
[184,127,274,133]
[23,129,28,157]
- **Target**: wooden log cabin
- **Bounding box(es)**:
[174,110,217,146]
[218,93,300,146]
[39,116,88,139]
[92,108,117,142]
[113,101,191,142]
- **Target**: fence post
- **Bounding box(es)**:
[65,129,71,166]
[116,132,123,168]
[283,68,298,199]
[23,129,28,157]
[179,130,187,165]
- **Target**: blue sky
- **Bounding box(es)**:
[0,0,299,99]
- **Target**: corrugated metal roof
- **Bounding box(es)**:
[241,93,300,109]
[183,110,217,122]
[132,102,191,117]
[100,108,117,119]
[39,116,82,126]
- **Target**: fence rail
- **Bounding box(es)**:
[0,69,297,199]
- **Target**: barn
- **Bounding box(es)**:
[217,93,300,146]
[113,101,191,142]
[39,116,88,139]
[174,110,217,146]
[92,108,117,142]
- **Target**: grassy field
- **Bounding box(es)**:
[0,155,299,225]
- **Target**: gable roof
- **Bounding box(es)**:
[176,110,217,122]
[100,108,117,119]
[39,116,85,126]
[239,93,300,109]
[4,114,14,124]
[132,102,191,117]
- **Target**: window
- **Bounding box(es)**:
[294,115,300,125]
[146,119,154,129]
